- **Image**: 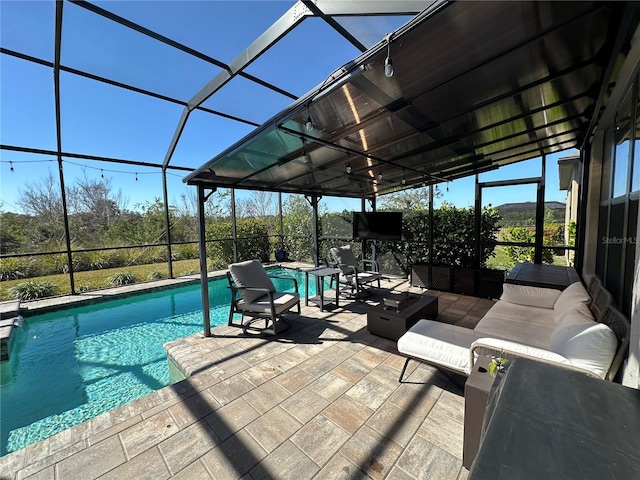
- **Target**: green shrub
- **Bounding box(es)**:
[0,257,33,281]
[107,271,136,287]
[147,270,166,281]
[9,281,57,300]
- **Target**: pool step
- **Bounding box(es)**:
[0,300,22,361]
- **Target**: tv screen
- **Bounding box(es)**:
[352,212,403,241]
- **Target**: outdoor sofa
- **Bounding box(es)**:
[398,276,630,381]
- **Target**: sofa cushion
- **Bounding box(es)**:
[500,284,561,308]
[398,320,485,375]
[474,301,556,349]
[229,260,276,304]
[553,281,590,322]
[549,305,617,379]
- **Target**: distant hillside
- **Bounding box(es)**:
[496,201,565,225]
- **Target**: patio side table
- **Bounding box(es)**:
[304,267,341,311]
[463,355,494,469]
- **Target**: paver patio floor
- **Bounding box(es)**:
[1,277,495,479]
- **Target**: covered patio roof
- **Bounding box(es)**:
[185,1,637,199]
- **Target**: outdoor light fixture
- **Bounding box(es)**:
[378,166,383,181]
[384,33,394,78]
[301,138,309,163]
[305,103,314,131]
[346,154,352,173]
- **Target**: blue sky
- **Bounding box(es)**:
[0,0,573,215]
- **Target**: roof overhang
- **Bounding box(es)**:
[185,1,639,199]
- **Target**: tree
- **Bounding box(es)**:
[17,170,65,247]
[378,185,442,211]
[282,195,319,262]
[67,173,127,245]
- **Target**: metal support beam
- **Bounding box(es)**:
[54,1,75,295]
[534,157,546,263]
[309,195,320,267]
[474,175,481,269]
[162,169,174,278]
[231,189,238,263]
[197,184,212,337]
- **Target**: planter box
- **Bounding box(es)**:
[410,264,506,299]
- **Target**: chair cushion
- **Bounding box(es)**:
[500,283,561,309]
[237,291,300,314]
[229,260,275,304]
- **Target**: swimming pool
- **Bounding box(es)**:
[0,267,314,456]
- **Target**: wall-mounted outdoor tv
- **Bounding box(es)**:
[352,211,403,241]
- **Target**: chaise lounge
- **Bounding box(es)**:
[397,275,630,382]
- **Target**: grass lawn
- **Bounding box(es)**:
[0,259,202,302]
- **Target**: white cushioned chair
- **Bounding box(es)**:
[329,245,381,298]
[227,260,300,335]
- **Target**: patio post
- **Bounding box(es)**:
[310,194,320,266]
[54,1,75,295]
[231,189,238,263]
[197,184,212,337]
[162,168,174,278]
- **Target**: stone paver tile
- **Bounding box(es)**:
[241,361,283,387]
[396,434,461,480]
[99,446,170,480]
[309,372,352,402]
[204,397,260,441]
[318,345,354,364]
[331,357,370,384]
[56,435,125,480]
[89,414,144,446]
[365,363,404,390]
[49,422,90,456]
[168,390,221,429]
[273,366,315,394]
[248,440,319,480]
[207,374,256,406]
[340,425,403,479]
[298,354,336,377]
[244,406,301,453]
[158,421,219,474]
[242,379,291,414]
[386,386,439,421]
[19,465,54,480]
[351,346,389,370]
[382,353,409,372]
[385,466,416,480]
[119,410,179,459]
[321,395,374,435]
[290,415,349,466]
[417,409,464,459]
[429,390,465,424]
[346,377,394,410]
[281,387,329,424]
[201,429,267,479]
[16,441,88,480]
[170,460,213,480]
[366,402,423,448]
[269,347,311,371]
[312,453,370,480]
[22,439,49,471]
[0,446,25,476]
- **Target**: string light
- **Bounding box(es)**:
[9,161,14,172]
[135,172,138,181]
[305,103,314,131]
[346,154,352,174]
[101,169,104,178]
[384,33,394,78]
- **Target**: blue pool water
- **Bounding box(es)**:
[0,267,313,456]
